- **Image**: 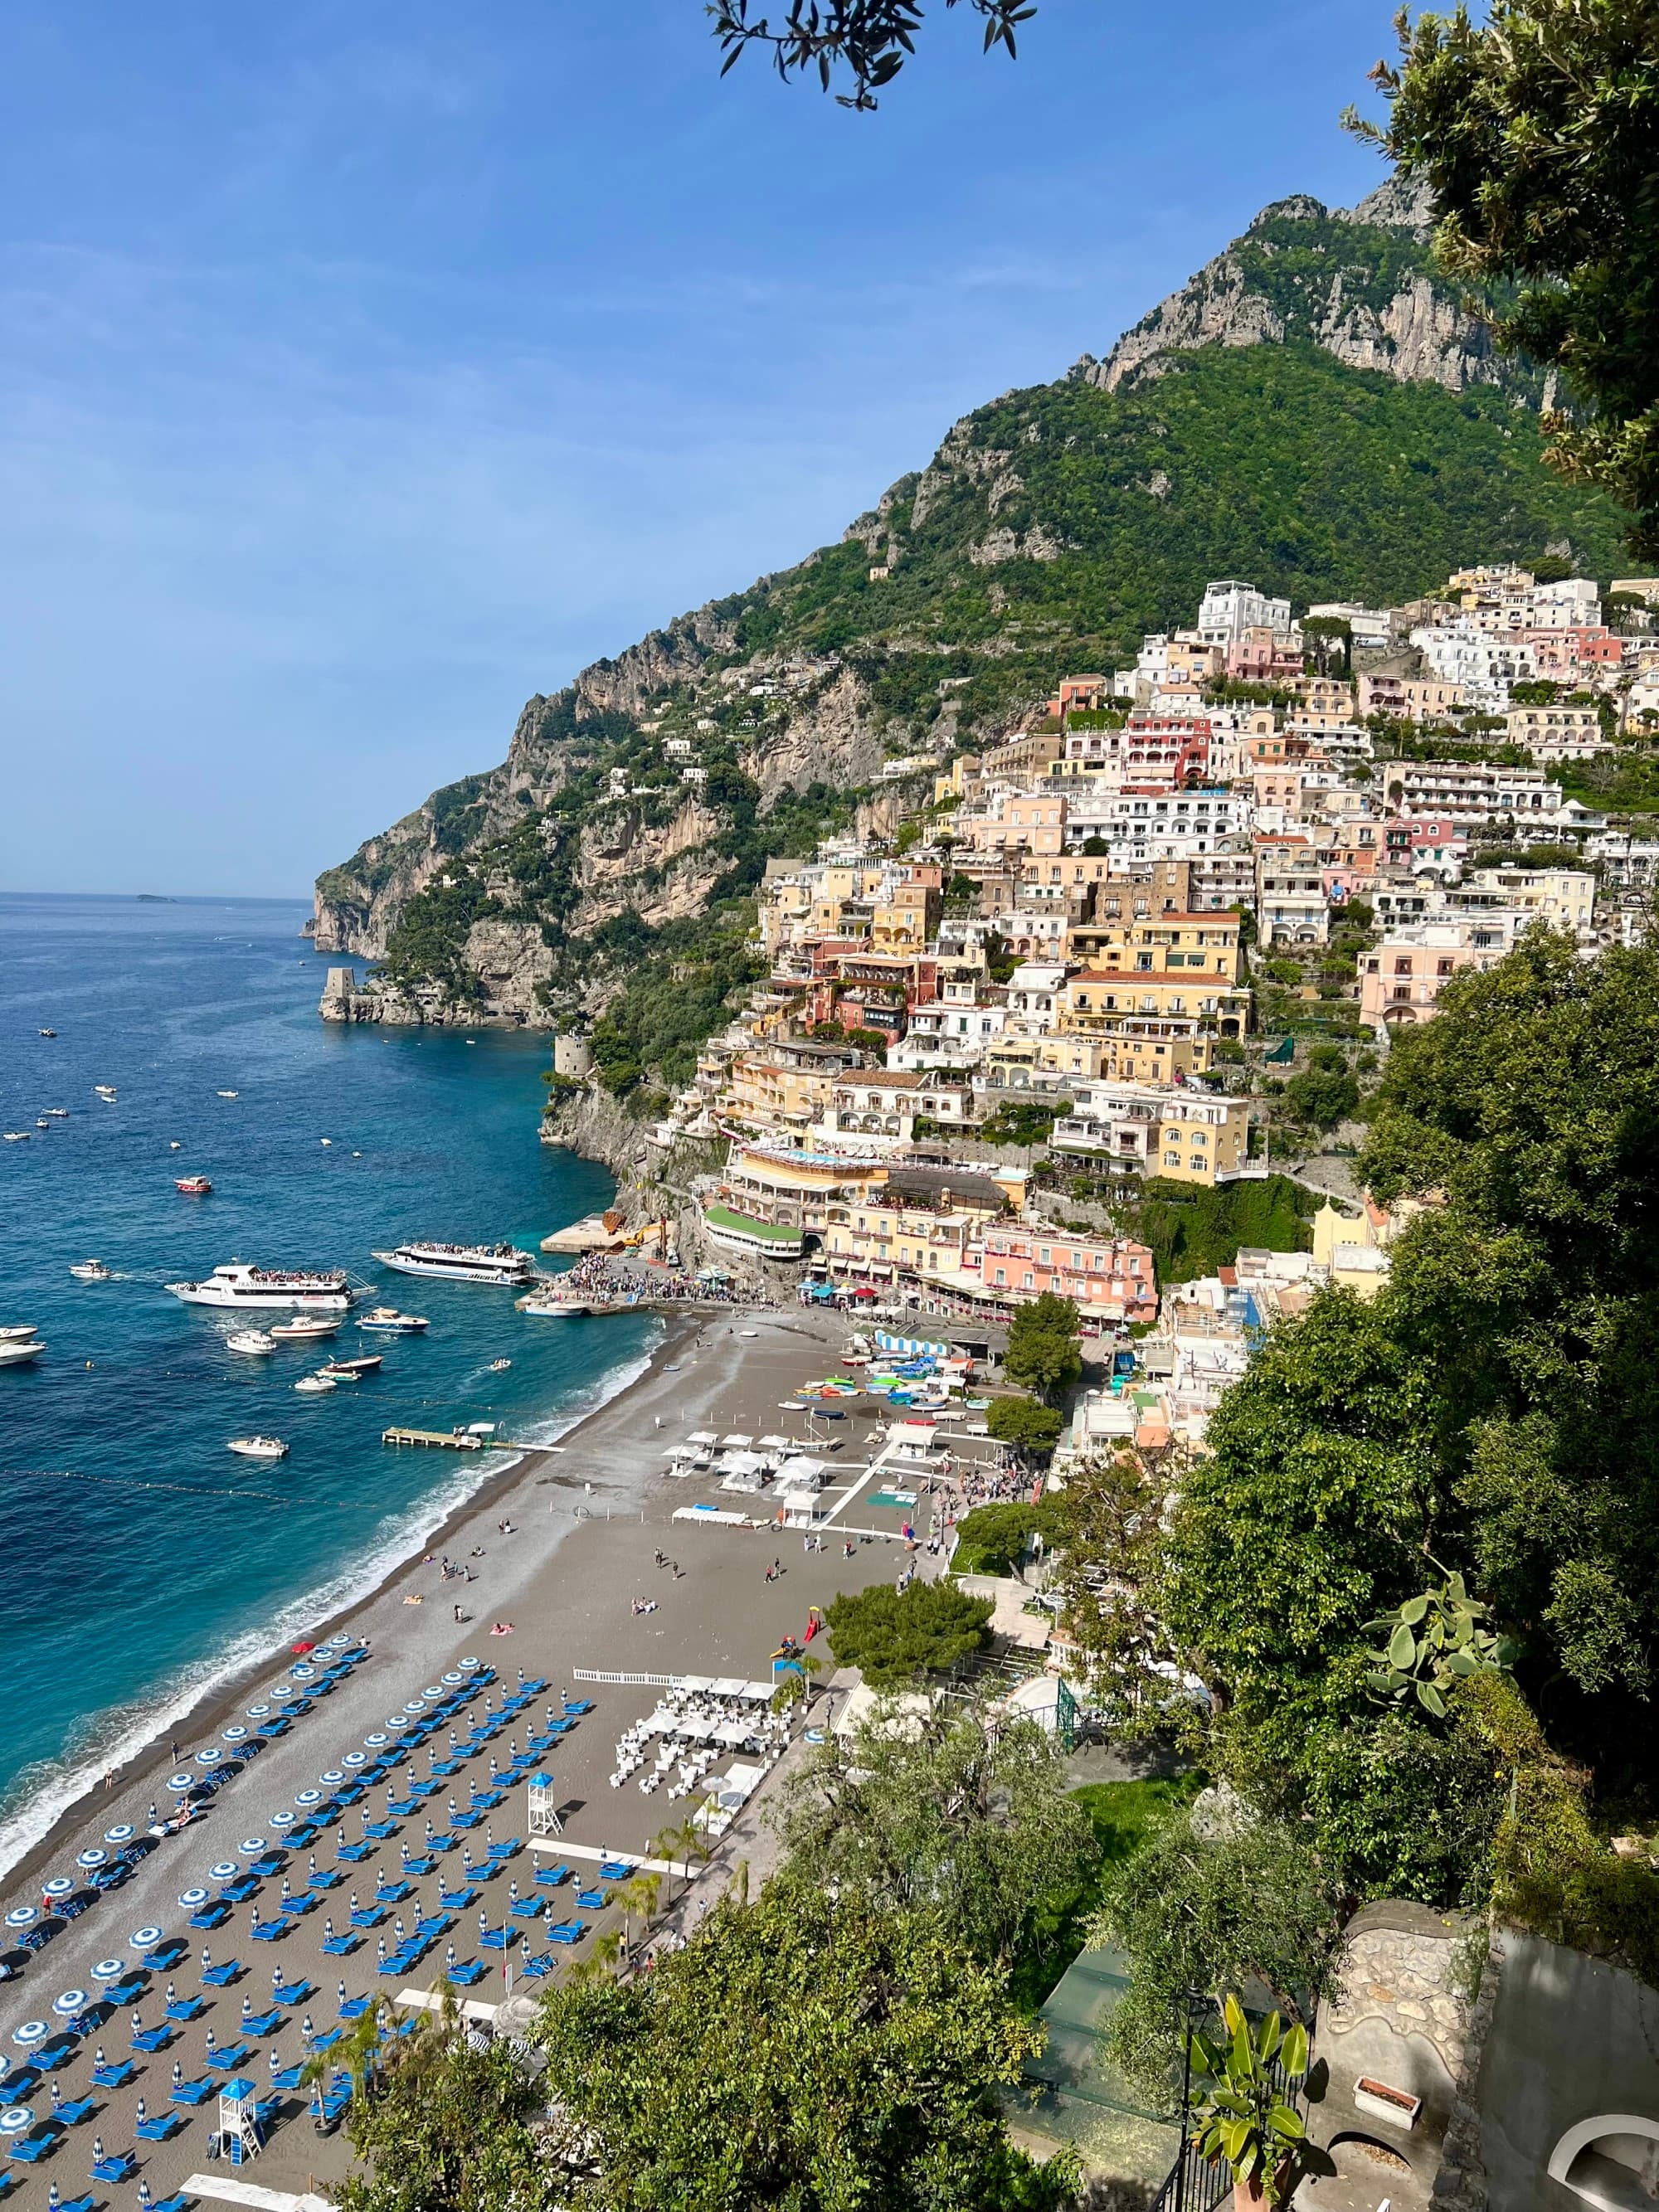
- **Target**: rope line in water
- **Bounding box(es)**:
[0,1467,381,1508]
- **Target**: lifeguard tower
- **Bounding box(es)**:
[218,2076,262,2166]
[527,1773,562,1839]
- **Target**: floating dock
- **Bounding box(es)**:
[382,1426,499,1451]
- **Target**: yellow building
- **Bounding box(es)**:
[1061,964,1250,1041]
[1066,910,1243,984]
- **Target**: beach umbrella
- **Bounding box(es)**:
[165,1773,195,1793]
[75,1850,107,1871]
[4,1910,37,1931]
[197,1748,223,1767]
[41,1879,74,1905]
[0,2107,34,2135]
[459,1656,479,1671]
[441,1671,463,1687]
[51,1991,90,2017]
[328,1631,352,1647]
[10,2025,47,2049]
[363,1733,388,1749]
[208,1863,238,1884]
[320,1771,345,1787]
[240,1838,267,1856]
[423,1685,443,1701]
[292,1664,316,1680]
[384,1718,409,1733]
[90,1961,124,1985]
[271,1967,285,1995]
[221,1726,248,1744]
[178,1890,208,1911]
[128,1928,163,1952]
[269,1812,295,1831]
[246,1705,270,1720]
[103,1826,134,1845]
[402,1700,426,1716]
[270,1685,294,1701]
[341,1752,366,1769]
[294,1791,322,1809]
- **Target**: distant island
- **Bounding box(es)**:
[135,893,176,903]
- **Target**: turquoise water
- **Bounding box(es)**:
[0,892,653,1870]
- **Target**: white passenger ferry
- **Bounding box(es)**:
[370,1242,534,1286]
[165,1262,354,1310]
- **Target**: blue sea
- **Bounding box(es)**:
[0,892,655,1874]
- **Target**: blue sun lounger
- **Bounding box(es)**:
[170,2078,214,2107]
[547,1921,585,1945]
[164,1995,205,2022]
[8,2127,63,2166]
[320,1931,358,1957]
[91,2059,134,2090]
[201,1958,241,1988]
[92,2148,138,2184]
[336,1840,373,1864]
[241,2009,284,2038]
[189,1902,231,1930]
[533,1863,571,1889]
[445,1959,485,1987]
[575,1889,607,1911]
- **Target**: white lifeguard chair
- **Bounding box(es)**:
[527,1773,562,1839]
[218,2075,262,2166]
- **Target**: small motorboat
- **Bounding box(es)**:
[294,1373,337,1394]
[36,1118,50,1130]
[320,1138,332,1146]
[227,1437,288,1460]
[38,1028,56,1038]
[357,1308,428,1334]
[40,1108,68,1119]
[317,1354,382,1381]
[269,1313,339,1342]
[0,1327,42,1367]
[3,1131,31,1143]
[488,1358,512,1373]
[216,1090,239,1100]
[94,1086,117,1101]
[169,1141,181,1150]
[226,1330,278,1356]
[176,1174,213,1195]
[69,1260,112,1282]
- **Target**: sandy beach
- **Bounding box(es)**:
[0,1306,1000,2203]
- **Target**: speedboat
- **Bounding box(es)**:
[94,1086,117,1101]
[317,1354,382,1381]
[216,1090,239,1100]
[69,1260,112,1282]
[38,1029,56,1038]
[175,1174,212,1195]
[269,1313,339,1341]
[294,1374,337,1394]
[227,1437,288,1460]
[35,1118,50,1130]
[0,1330,43,1367]
[370,1242,534,1286]
[488,1358,512,1372]
[40,1108,67,1119]
[226,1330,278,1356]
[3,1131,31,1142]
[357,1307,428,1333]
[165,1262,353,1310]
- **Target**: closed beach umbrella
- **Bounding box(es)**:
[166,1773,195,1792]
[209,1863,239,1884]
[197,1749,223,1767]
[0,2107,34,2135]
[221,1727,248,1744]
[103,1826,134,1845]
[178,1890,208,1911]
[4,1910,37,1931]
[51,1991,90,2017]
[11,2025,47,2048]
[240,1838,267,1856]
[90,1961,124,1984]
[75,1850,107,1871]
[129,1927,163,1952]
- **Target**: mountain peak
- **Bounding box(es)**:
[1071,173,1513,400]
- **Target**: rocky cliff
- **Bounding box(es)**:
[316,179,1621,1061]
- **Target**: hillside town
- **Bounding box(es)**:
[543,562,1659,1456]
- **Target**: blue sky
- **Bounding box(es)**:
[0,0,1393,897]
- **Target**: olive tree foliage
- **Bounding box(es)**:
[710,0,1035,109]
[772,1702,1095,1962]
[1353,0,1659,548]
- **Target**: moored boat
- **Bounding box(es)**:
[226,1330,278,1356]
[294,1374,337,1394]
[370,1242,533,1286]
[165,1262,353,1310]
[175,1174,212,1195]
[227,1436,288,1460]
[269,1313,340,1342]
[357,1307,429,1333]
[0,1327,43,1367]
[317,1354,382,1381]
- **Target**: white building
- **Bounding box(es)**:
[1196,580,1292,645]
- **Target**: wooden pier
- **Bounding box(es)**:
[382,1426,497,1451]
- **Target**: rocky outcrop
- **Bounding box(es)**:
[752,669,888,805]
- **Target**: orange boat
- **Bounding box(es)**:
[175,1174,212,1194]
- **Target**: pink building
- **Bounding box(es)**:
[1360,927,1478,1030]
[972,1225,1157,1321]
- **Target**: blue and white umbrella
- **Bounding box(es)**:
[75,1850,107,1871]
[319,1771,345,1787]
[291,1665,316,1680]
[401,1702,426,1717]
[440,1672,463,1687]
[197,1749,223,1767]
[294,1791,322,1809]
[41,1879,73,1903]
[423,1685,444,1701]
[0,2107,35,2135]
[221,1726,248,1745]
[270,1685,294,1702]
[3,1910,37,1931]
[246,1705,270,1720]
[328,1631,352,1648]
[386,1718,410,1733]
[90,1962,124,1985]
[363,1734,388,1749]
[128,1928,163,1952]
[268,1812,295,1831]
[104,1826,134,1845]
[340,1753,366,1770]
[208,1863,239,1884]
[166,1773,196,1793]
[10,2024,47,2048]
[240,1839,267,1857]
[178,1891,208,1911]
[459,1655,479,1670]
[51,1992,89,2019]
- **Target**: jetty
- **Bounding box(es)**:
[382,1425,501,1451]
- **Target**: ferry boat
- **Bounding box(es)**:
[165,1262,354,1311]
[69,1260,112,1282]
[176,1174,212,1195]
[357,1307,429,1333]
[269,1313,339,1342]
[227,1436,288,1461]
[371,1242,534,1286]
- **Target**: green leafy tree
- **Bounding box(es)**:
[1356,0,1659,548]
[536,1875,1073,2210]
[984,1394,1064,1457]
[773,1704,1095,1963]
[952,1496,1062,1575]
[710,0,1035,110]
[1089,1807,1346,2108]
[1284,1065,1360,1131]
[1004,1292,1082,1402]
[823,1581,994,1686]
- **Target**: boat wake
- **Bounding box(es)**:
[0,1323,663,1884]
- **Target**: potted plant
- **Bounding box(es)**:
[1188,1994,1331,2210]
